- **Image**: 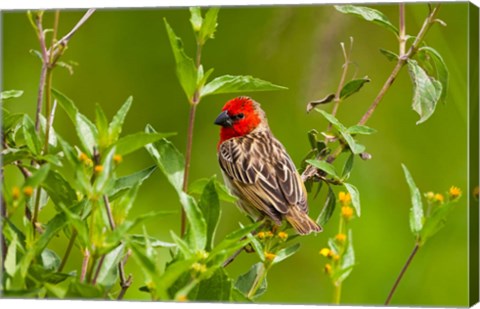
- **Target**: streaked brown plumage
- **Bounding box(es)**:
[215,97,322,235]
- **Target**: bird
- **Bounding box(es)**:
[214,96,322,235]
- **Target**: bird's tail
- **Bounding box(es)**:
[285,207,322,235]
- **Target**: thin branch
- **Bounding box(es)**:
[385,243,420,305]
[103,195,116,229]
[58,229,77,272]
[52,9,96,53]
[91,255,106,285]
[399,4,406,57]
[80,248,90,282]
[33,12,49,132]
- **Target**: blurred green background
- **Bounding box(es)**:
[2,3,470,306]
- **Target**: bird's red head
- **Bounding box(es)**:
[215,97,263,146]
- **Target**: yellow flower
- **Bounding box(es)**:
[113,154,123,164]
[341,206,354,220]
[425,191,435,201]
[79,152,89,162]
[257,231,266,239]
[264,252,276,262]
[12,186,20,200]
[319,248,331,257]
[333,254,340,261]
[449,186,462,199]
[434,193,444,203]
[335,233,347,243]
[324,263,332,274]
[94,165,104,173]
[23,186,34,197]
[277,231,288,241]
[176,295,188,302]
[338,191,351,205]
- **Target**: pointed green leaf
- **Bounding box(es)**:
[273,243,300,264]
[317,187,336,226]
[306,94,336,112]
[181,192,208,251]
[108,96,132,143]
[201,75,287,97]
[96,244,125,287]
[379,48,398,61]
[346,125,377,135]
[22,114,41,155]
[95,103,109,148]
[113,132,176,156]
[164,19,197,101]
[418,46,449,104]
[198,178,221,251]
[76,113,99,155]
[306,159,340,180]
[191,268,232,301]
[334,229,355,283]
[189,177,237,203]
[93,146,116,194]
[344,183,361,217]
[170,231,194,258]
[335,5,398,35]
[340,77,370,100]
[5,233,18,277]
[25,164,50,188]
[342,153,355,179]
[1,90,24,100]
[199,7,220,43]
[407,59,442,125]
[189,7,203,32]
[419,201,457,246]
[42,169,79,208]
[209,221,262,260]
[401,164,424,236]
[235,262,267,299]
[110,165,157,200]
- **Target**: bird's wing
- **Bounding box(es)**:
[218,131,308,217]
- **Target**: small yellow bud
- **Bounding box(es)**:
[264,252,276,262]
[425,191,435,201]
[176,295,188,302]
[324,263,332,274]
[277,231,288,241]
[113,154,123,164]
[257,231,266,239]
[195,250,209,260]
[12,186,20,200]
[434,193,444,203]
[338,191,351,205]
[341,206,354,220]
[333,254,340,261]
[79,152,89,162]
[319,248,331,257]
[335,233,347,243]
[94,165,104,173]
[448,186,462,199]
[23,186,34,197]
[265,231,274,238]
[191,262,207,273]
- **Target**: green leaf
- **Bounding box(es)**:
[199,7,220,43]
[93,146,116,194]
[24,164,50,188]
[170,231,194,258]
[22,114,41,155]
[317,187,336,226]
[189,177,237,203]
[164,19,197,101]
[246,230,265,262]
[192,268,232,301]
[209,221,262,261]
[96,243,125,287]
[419,201,457,246]
[129,234,176,249]
[273,243,300,264]
[306,94,336,113]
[235,262,267,299]
[181,192,208,251]
[346,125,377,135]
[76,113,99,155]
[2,149,31,165]
[66,281,104,299]
[109,96,133,143]
[201,75,287,97]
[334,5,398,35]
[110,165,157,200]
[41,249,61,271]
[379,48,398,61]
[189,7,203,31]
[401,164,424,236]
[418,46,449,104]
[95,103,110,149]
[315,109,365,154]
[340,77,370,100]
[198,178,221,251]
[145,125,185,192]
[407,59,442,125]
[41,169,77,208]
[342,153,355,179]
[1,90,24,100]
[306,159,339,180]
[3,112,24,133]
[5,233,18,277]
[113,132,176,156]
[344,183,361,217]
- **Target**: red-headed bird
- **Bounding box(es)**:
[214,97,322,235]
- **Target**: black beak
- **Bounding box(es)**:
[214,110,232,127]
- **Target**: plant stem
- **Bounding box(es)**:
[58,229,77,272]
[385,243,420,305]
[80,248,90,282]
[91,255,105,285]
[329,38,352,128]
[333,283,342,304]
[117,251,133,300]
[399,4,406,57]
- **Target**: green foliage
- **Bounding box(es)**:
[200,75,287,97]
[402,164,424,236]
[334,5,399,35]
[340,77,371,99]
[1,89,24,100]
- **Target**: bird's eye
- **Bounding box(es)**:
[234,113,244,120]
